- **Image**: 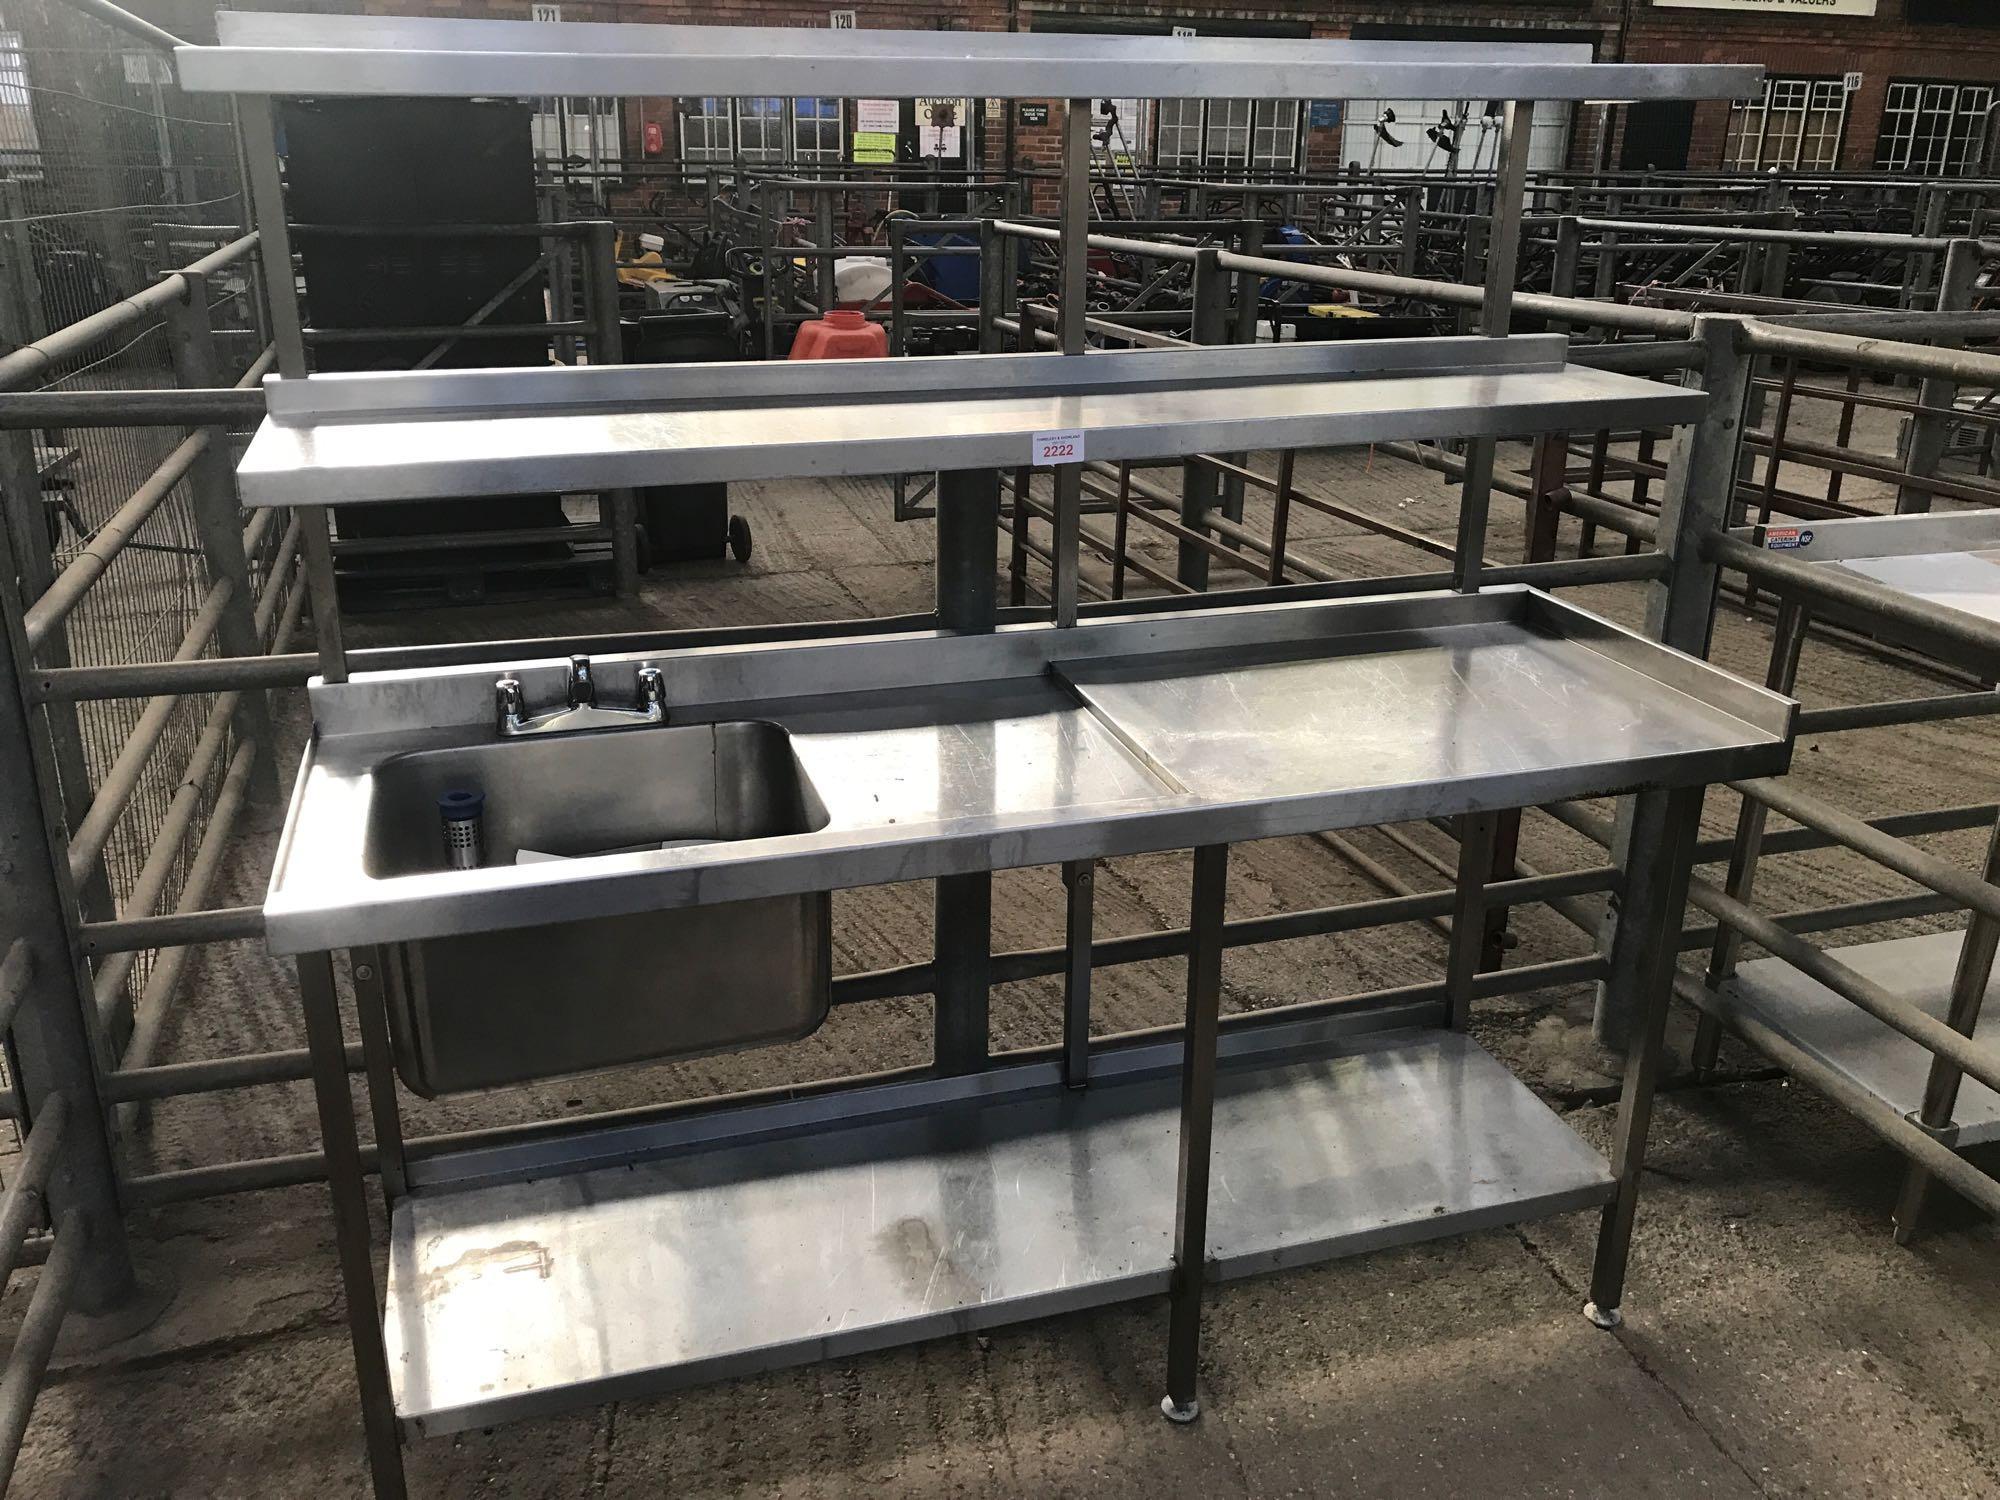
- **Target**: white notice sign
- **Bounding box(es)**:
[856,98,900,134]
[1032,429,1085,466]
[1651,0,1876,14]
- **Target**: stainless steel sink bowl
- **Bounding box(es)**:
[365,722,832,1097]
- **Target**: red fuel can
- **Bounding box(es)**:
[789,307,888,360]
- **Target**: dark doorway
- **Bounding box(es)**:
[1620,100,1696,172]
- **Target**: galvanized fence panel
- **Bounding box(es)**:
[0,0,246,1044]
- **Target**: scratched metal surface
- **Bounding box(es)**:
[1056,621,1762,806]
[783,677,1175,832]
[382,1030,1612,1434]
[1831,549,2000,627]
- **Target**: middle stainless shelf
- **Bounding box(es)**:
[265,586,1794,955]
[236,335,1705,508]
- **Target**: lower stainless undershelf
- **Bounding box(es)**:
[383,1027,1614,1435]
[1717,931,1999,1146]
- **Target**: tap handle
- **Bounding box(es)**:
[494,676,524,732]
[567,655,595,708]
[636,664,664,708]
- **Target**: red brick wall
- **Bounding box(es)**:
[1626,0,2000,172]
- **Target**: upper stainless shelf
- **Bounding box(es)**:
[236,335,1706,508]
[178,15,1763,102]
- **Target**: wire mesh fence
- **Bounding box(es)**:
[0,0,252,1049]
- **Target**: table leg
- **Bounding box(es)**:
[1163,843,1228,1421]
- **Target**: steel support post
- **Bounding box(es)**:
[975,221,1020,597]
[976,218,1005,355]
[541,189,577,366]
[1008,311,1035,607]
[1176,250,1230,591]
[1896,238,1980,515]
[237,96,303,378]
[1455,217,1487,340]
[1163,843,1228,1423]
[1492,428,1571,969]
[1691,600,1809,1078]
[349,950,407,1208]
[1453,100,1533,595]
[1592,316,1752,1049]
[935,469,998,631]
[1549,214,1582,335]
[1593,193,1623,301]
[297,952,406,1500]
[888,217,908,358]
[1585,785,1706,1330]
[1759,207,1794,300]
[1061,858,1094,1087]
[1444,811,1500,1029]
[1218,218,1263,528]
[239,94,350,683]
[584,220,640,601]
[933,468,999,1076]
[0,523,139,1319]
[758,181,778,363]
[163,287,279,800]
[1646,315,1753,648]
[1398,185,1423,279]
[1050,98,1092,629]
[1903,187,1950,320]
[814,187,836,313]
[1892,813,2000,1243]
[933,873,992,1077]
[1265,449,1295,586]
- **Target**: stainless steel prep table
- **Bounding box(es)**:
[179,18,1774,1498]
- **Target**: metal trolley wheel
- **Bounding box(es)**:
[727,514,753,564]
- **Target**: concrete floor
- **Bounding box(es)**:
[8,411,1999,1497]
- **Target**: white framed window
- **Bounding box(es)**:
[1152,98,1297,172]
[1156,98,1203,166]
[1723,77,1848,172]
[531,96,621,167]
[1205,98,1253,169]
[1343,99,1571,173]
[793,97,844,161]
[1251,99,1300,170]
[1875,80,1995,176]
[680,96,734,162]
[684,97,850,165]
[735,95,786,161]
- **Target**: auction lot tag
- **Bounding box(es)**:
[1031,428,1085,466]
